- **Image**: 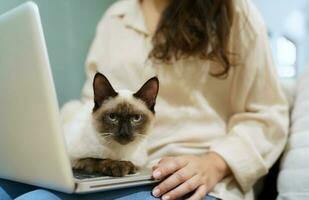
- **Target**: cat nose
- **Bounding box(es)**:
[115,124,134,145]
[118,124,132,138]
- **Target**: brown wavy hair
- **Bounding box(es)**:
[149,0,235,78]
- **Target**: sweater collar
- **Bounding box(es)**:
[110,0,149,36]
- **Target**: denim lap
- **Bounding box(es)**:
[0,187,13,200]
[0,179,217,200]
[15,189,61,200]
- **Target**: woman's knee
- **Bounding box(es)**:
[15,189,61,200]
[0,187,12,200]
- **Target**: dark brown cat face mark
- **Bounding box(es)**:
[94,102,151,145]
[92,73,158,145]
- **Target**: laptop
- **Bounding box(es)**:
[0,2,157,193]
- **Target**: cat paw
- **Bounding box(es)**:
[73,158,100,173]
[99,159,137,177]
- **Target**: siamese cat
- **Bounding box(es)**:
[71,73,159,177]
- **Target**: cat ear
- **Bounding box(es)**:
[93,73,118,111]
[134,77,159,113]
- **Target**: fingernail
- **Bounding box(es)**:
[162,195,170,200]
[152,188,160,197]
[153,170,161,179]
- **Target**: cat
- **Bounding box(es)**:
[68,72,159,177]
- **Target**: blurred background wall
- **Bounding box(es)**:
[0,0,308,106]
[0,0,114,106]
[255,0,309,78]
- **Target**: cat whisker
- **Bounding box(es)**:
[100,133,113,137]
[101,136,110,140]
[105,140,113,145]
[100,135,108,139]
[99,134,115,144]
[100,133,114,139]
[98,136,114,145]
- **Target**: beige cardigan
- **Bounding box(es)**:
[61,0,289,199]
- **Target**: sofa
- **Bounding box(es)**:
[276,69,309,200]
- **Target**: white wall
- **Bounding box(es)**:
[254,0,309,76]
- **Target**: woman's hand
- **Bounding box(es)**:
[152,152,231,200]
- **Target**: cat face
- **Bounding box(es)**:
[92,73,159,145]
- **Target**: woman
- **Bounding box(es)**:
[0,0,288,199]
[76,0,288,199]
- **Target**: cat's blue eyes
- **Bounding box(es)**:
[131,114,142,123]
[107,113,117,122]
[106,113,142,123]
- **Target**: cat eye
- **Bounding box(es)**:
[131,114,142,123]
[107,113,118,122]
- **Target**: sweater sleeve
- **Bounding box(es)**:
[210,10,289,192]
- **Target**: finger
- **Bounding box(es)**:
[152,164,158,171]
[153,167,195,197]
[152,157,173,171]
[187,185,208,200]
[151,165,159,179]
[153,157,187,180]
[158,157,173,164]
[161,175,200,200]
[152,157,172,177]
